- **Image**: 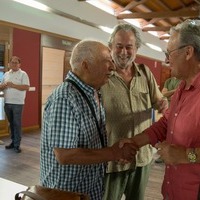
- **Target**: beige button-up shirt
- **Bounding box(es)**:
[101,63,164,173]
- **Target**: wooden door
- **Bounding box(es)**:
[41,47,65,118]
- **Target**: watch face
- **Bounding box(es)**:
[188,152,197,163]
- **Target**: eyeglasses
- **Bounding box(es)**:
[10,61,20,65]
[164,45,189,60]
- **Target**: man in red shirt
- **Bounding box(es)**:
[122,19,200,200]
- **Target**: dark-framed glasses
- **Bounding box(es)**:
[164,45,189,60]
[10,61,20,65]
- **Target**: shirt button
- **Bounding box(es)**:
[174,113,178,116]
[167,181,170,184]
[167,165,169,169]
[170,131,173,134]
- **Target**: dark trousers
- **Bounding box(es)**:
[4,103,24,147]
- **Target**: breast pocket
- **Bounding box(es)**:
[131,86,151,111]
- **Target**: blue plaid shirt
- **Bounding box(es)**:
[40,71,107,200]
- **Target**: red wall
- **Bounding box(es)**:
[135,55,162,87]
[12,28,40,128]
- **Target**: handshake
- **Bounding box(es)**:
[110,138,139,164]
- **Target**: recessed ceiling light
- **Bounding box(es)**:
[13,0,50,12]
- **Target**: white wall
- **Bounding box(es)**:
[0,0,167,61]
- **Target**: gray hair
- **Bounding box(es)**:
[170,19,200,60]
[70,39,104,69]
[108,23,142,49]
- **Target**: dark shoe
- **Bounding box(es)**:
[5,143,14,149]
[14,147,21,153]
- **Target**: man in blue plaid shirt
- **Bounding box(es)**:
[40,39,138,200]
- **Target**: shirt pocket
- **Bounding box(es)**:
[131,89,152,111]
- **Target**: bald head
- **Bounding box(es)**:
[70,40,107,70]
[69,39,114,89]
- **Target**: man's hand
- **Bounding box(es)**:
[157,97,168,114]
[111,138,139,164]
[6,81,15,88]
[0,83,7,90]
[155,141,187,164]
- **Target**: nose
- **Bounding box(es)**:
[121,47,128,54]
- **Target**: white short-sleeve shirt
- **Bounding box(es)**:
[2,69,30,104]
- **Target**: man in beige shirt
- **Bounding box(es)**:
[101,23,168,200]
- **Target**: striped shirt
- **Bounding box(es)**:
[40,71,107,200]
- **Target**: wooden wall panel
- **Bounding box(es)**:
[42,85,57,105]
[42,47,65,85]
[42,47,65,115]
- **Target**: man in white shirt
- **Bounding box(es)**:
[0,56,30,153]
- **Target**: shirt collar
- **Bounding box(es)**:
[179,71,200,91]
[66,71,96,96]
[111,62,141,78]
[190,72,200,88]
[9,68,21,73]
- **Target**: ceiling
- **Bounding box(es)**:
[87,0,200,40]
[1,0,199,45]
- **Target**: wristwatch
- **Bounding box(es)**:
[187,148,197,163]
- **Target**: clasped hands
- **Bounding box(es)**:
[111,138,138,164]
[4,82,15,88]
[0,82,14,89]
[111,139,187,165]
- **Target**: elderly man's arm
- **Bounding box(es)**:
[54,141,138,165]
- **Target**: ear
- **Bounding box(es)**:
[185,46,194,61]
[81,60,89,70]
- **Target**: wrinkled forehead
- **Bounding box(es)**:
[113,30,136,45]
